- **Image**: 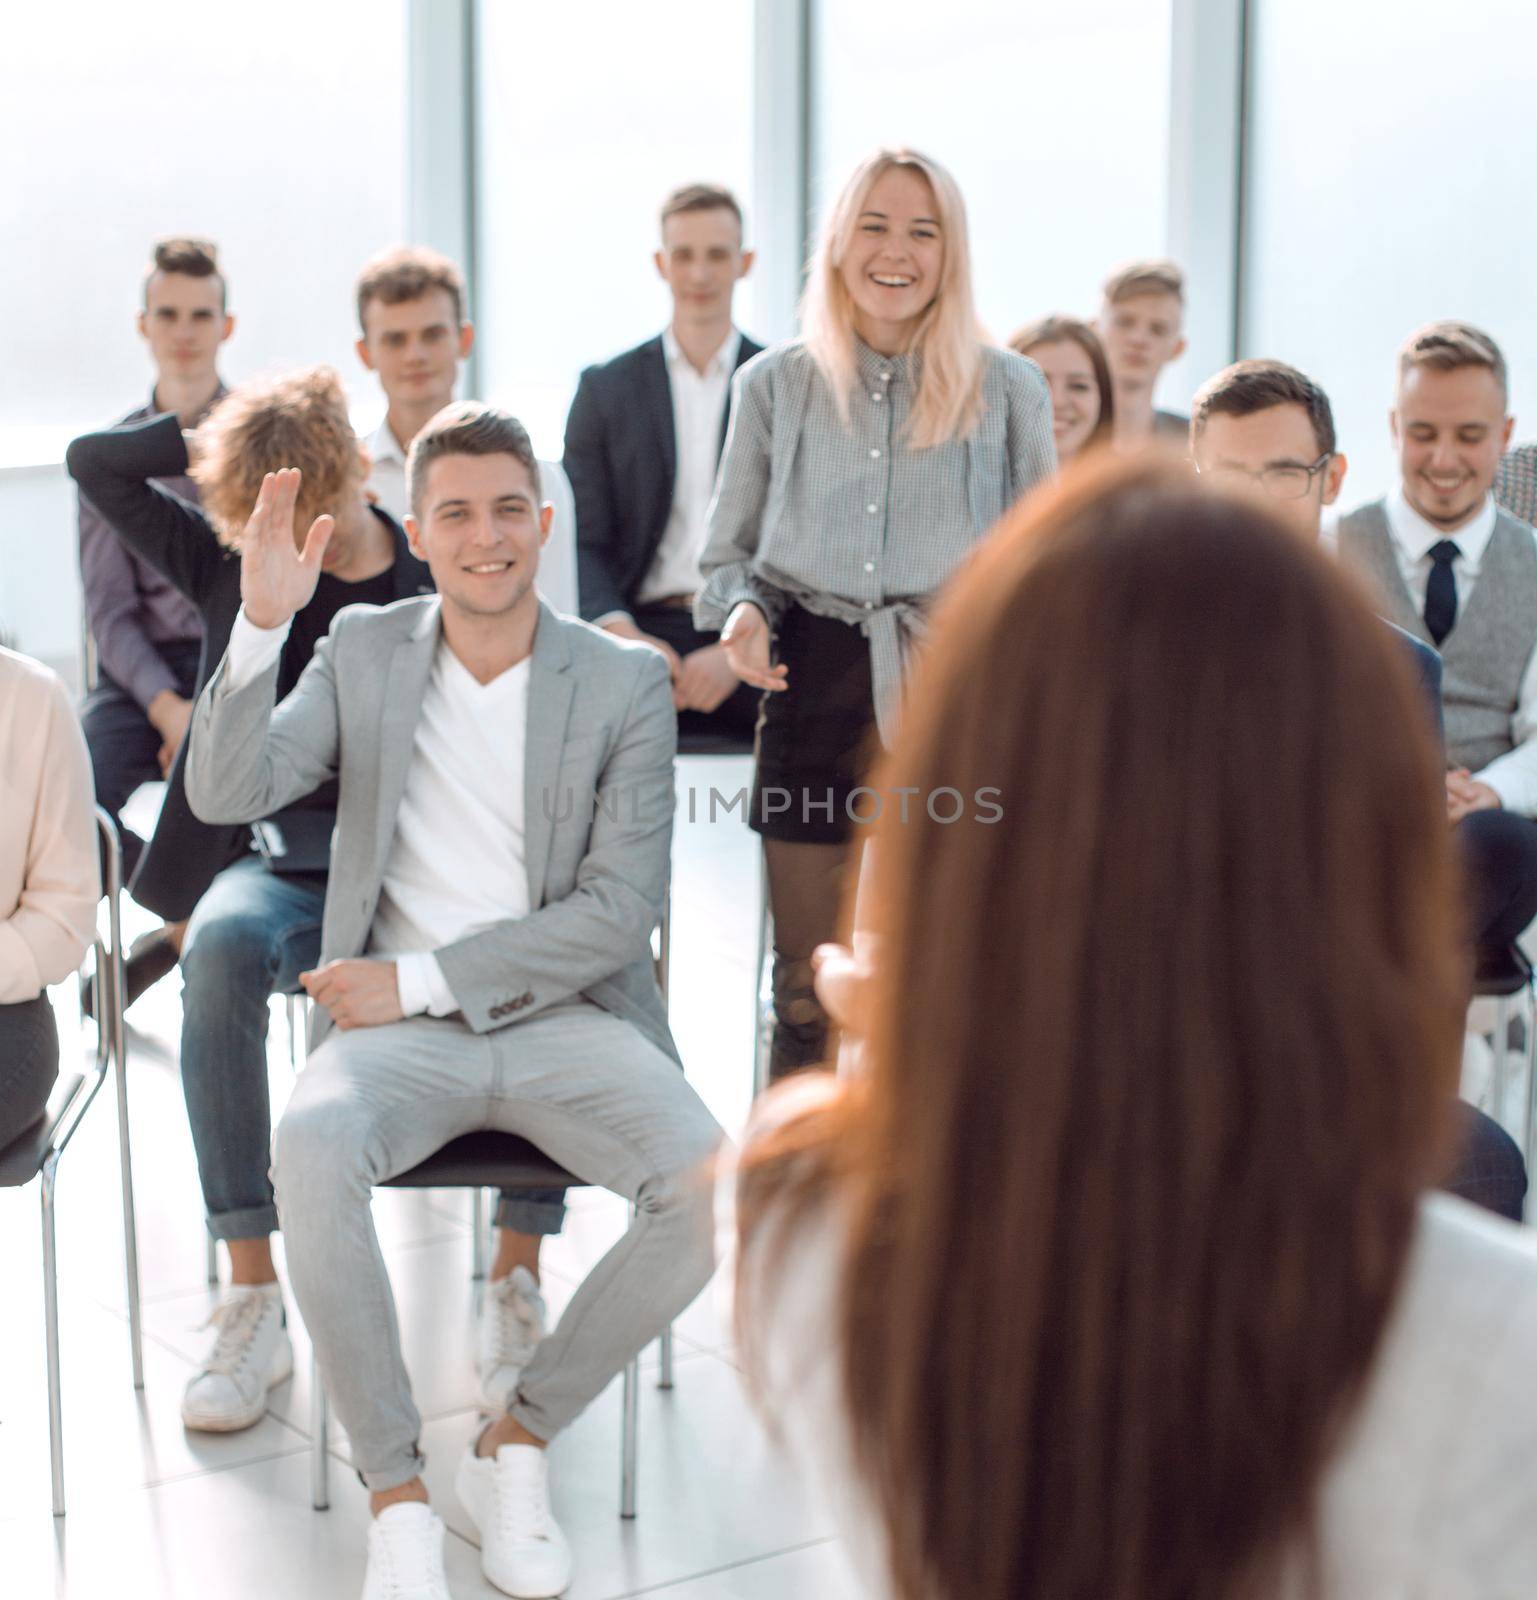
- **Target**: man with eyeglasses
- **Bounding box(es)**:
[1192,355,1531,1222]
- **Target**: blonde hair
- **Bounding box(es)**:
[1398,320,1508,406]
[800,147,985,449]
[1101,258,1186,307]
[192,366,361,546]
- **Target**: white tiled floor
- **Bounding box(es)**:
[1,757,865,1598]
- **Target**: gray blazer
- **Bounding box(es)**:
[184,596,678,1058]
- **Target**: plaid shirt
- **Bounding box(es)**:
[1495,444,1537,526]
[697,339,1055,742]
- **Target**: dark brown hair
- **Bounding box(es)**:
[737,456,1465,1600]
[356,245,466,332]
[1398,319,1508,406]
[1102,256,1185,307]
[1192,358,1337,456]
[659,182,744,235]
[407,401,538,517]
[1008,314,1116,454]
[144,236,225,310]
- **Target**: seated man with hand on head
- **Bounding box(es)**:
[1190,356,1527,1219]
[185,404,724,1600]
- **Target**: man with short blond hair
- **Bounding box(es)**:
[1337,320,1537,986]
[564,182,763,741]
[77,236,232,1007]
[67,366,434,1439]
[1096,256,1189,451]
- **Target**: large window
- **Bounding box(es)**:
[474,0,756,458]
[1,0,408,464]
[0,0,406,667]
[1242,0,1537,504]
[812,0,1180,399]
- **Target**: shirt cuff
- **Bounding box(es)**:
[224,608,292,694]
[594,610,634,629]
[394,951,458,1018]
[1473,754,1537,818]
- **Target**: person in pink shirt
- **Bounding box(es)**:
[0,647,98,1148]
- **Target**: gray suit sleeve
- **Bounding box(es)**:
[184,632,342,824]
[434,650,676,1033]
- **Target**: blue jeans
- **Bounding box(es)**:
[179,856,566,1241]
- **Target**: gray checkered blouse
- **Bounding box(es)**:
[1496,444,1537,526]
[695,338,1055,743]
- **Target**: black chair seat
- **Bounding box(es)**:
[677,729,755,758]
[384,1130,579,1192]
[0,1073,85,1189]
[1475,945,1534,998]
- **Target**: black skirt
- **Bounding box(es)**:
[750,605,881,844]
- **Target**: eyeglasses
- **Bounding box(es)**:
[1196,452,1334,501]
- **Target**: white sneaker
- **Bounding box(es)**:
[477,1268,547,1413]
[456,1439,573,1598]
[362,1502,453,1600]
[181,1282,293,1432]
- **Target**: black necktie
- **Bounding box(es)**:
[1424,539,1461,646]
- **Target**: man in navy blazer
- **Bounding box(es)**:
[564,183,763,743]
[1191,357,1527,1222]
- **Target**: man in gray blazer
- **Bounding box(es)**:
[185,403,722,1600]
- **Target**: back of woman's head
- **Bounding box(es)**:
[743,456,1465,1600]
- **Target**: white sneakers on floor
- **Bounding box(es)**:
[456,1439,573,1598]
[181,1281,294,1432]
[362,1501,453,1600]
[477,1266,547,1414]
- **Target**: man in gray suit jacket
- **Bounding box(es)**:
[185,404,722,1600]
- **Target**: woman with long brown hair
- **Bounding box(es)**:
[732,457,1537,1598]
[1009,313,1116,462]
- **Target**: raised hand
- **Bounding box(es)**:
[239,468,335,631]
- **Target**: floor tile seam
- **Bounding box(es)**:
[610,1535,840,1598]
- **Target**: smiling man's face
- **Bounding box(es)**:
[407,451,550,621]
[1392,363,1512,531]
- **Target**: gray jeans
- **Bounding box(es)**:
[272,998,723,1491]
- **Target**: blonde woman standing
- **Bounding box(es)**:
[697,147,1055,1083]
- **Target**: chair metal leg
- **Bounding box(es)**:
[1524,979,1537,1183]
[206,1234,219,1287]
[311,1352,330,1510]
[286,993,299,1066]
[620,1353,639,1519]
[752,849,772,1099]
[103,838,144,1390]
[471,1188,487,1280]
[656,877,672,1003]
[658,1327,675,1391]
[42,1157,65,1518]
[1494,996,1511,1129]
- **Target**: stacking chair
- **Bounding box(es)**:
[0,808,141,1515]
[1475,943,1537,1164]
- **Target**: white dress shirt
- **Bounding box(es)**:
[362,412,580,615]
[632,328,740,609]
[362,413,410,525]
[222,608,531,1016]
[1383,487,1537,812]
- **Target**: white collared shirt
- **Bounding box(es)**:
[362,412,581,615]
[222,608,531,1014]
[363,413,410,525]
[633,327,741,608]
[1382,486,1500,612]
[1383,487,1537,812]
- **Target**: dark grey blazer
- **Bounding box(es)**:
[563,331,763,622]
[185,597,679,1058]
